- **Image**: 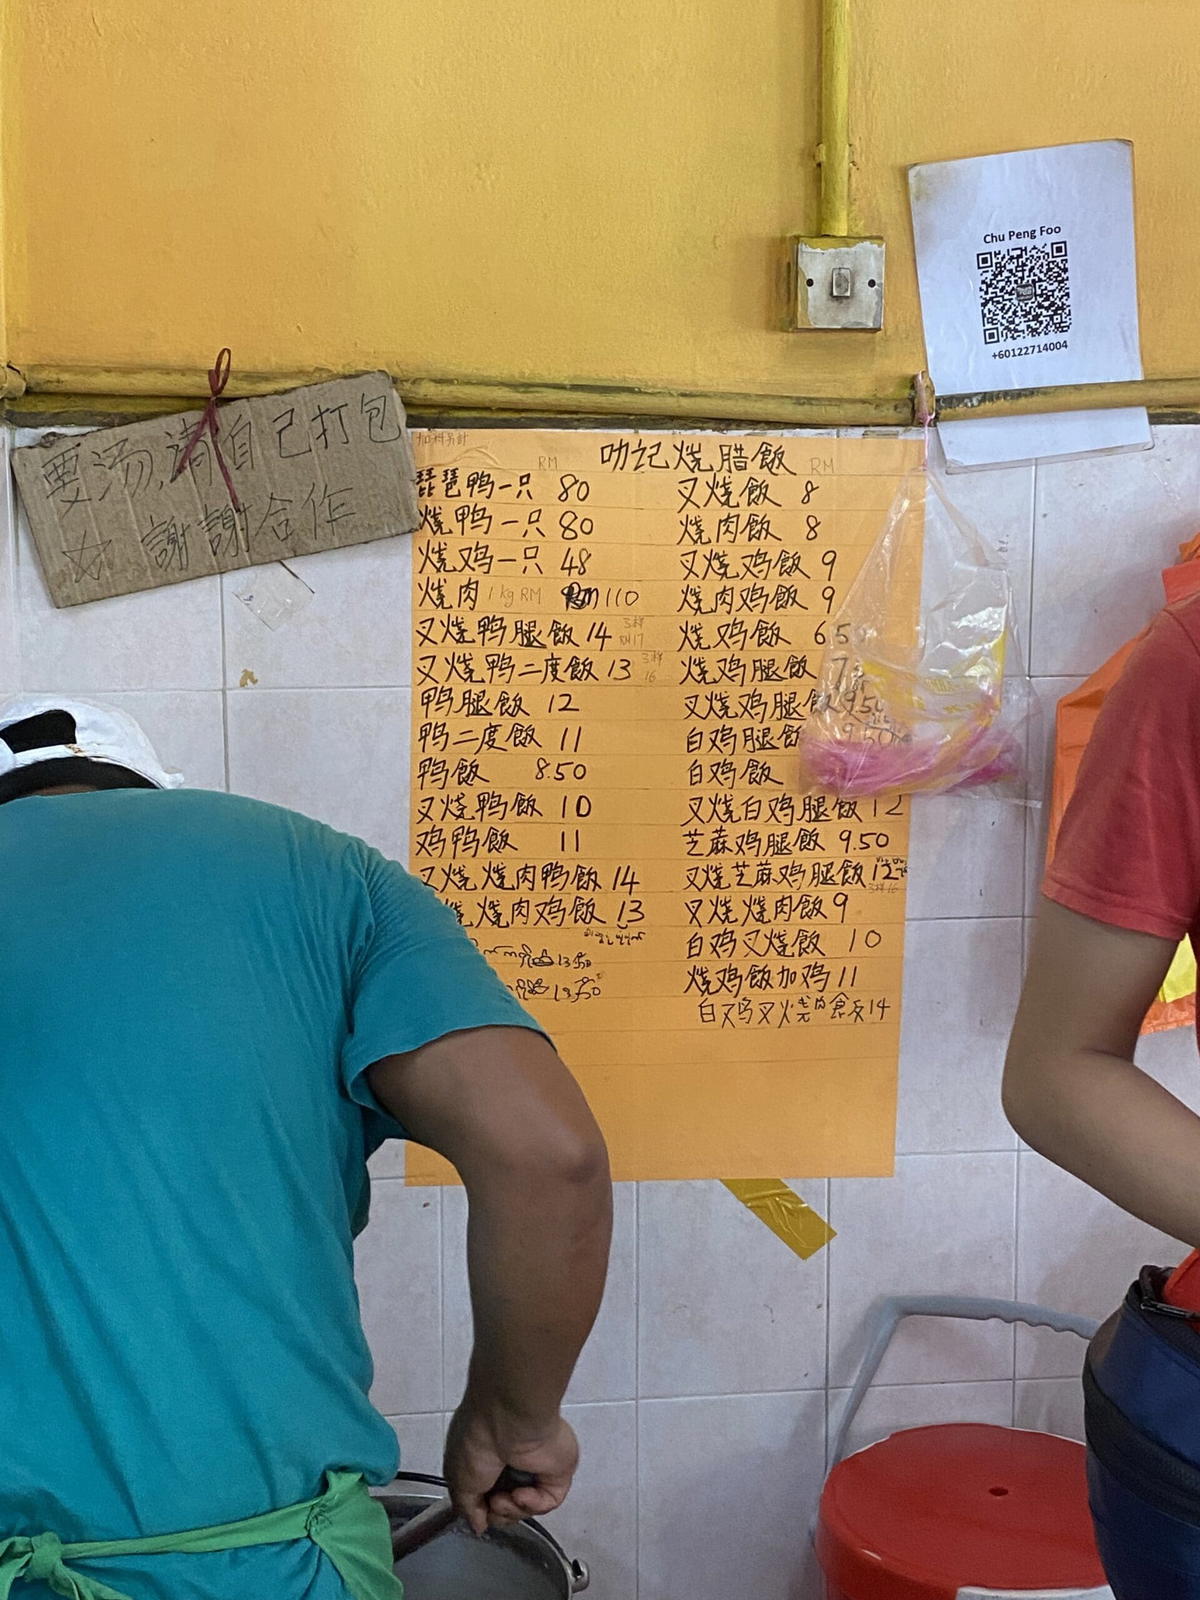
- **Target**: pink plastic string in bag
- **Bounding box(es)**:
[798,378,1031,801]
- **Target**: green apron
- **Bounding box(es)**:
[0,1471,402,1600]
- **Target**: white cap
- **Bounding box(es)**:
[0,696,184,790]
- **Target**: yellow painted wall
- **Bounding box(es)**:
[4,0,1200,402]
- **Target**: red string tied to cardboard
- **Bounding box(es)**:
[170,347,242,511]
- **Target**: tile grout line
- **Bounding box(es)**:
[2,431,16,692]
[822,1175,834,1472]
[218,585,232,791]
[1013,457,1037,1424]
[906,913,1024,926]
[1026,459,1039,680]
[892,1143,1020,1158]
[437,1186,447,1427]
[1011,1145,1022,1421]
[1020,462,1034,905]
[827,1375,1015,1395]
[639,1382,841,1403]
[1021,461,1040,921]
[7,432,25,695]
[643,1376,1012,1399]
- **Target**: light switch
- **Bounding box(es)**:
[788,237,885,331]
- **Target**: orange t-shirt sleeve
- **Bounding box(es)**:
[1043,607,1200,943]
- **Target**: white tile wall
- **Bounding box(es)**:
[1014,1377,1086,1443]
[827,1378,1013,1462]
[14,494,223,693]
[0,434,18,696]
[226,686,411,858]
[828,1153,1018,1387]
[220,538,412,690]
[906,791,1027,920]
[386,1412,447,1476]
[368,1140,407,1181]
[1015,1150,1183,1380]
[637,1391,826,1600]
[1136,1024,1200,1117]
[927,446,1036,672]
[1023,674,1084,914]
[355,1181,443,1416]
[546,1402,638,1600]
[895,919,1022,1154]
[7,423,1200,1598]
[102,690,228,790]
[1031,427,1200,675]
[442,1183,639,1408]
[637,1179,828,1398]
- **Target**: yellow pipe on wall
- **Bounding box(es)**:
[11,363,1200,432]
[11,363,1200,430]
[11,364,1200,432]
[7,363,913,426]
[937,376,1200,421]
[818,0,852,237]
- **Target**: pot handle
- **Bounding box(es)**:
[523,1511,590,1591]
[385,1466,589,1587]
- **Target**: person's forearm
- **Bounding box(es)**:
[1005,1048,1200,1248]
[461,1150,612,1432]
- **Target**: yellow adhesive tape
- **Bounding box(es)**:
[721,1178,836,1261]
[1161,939,1197,1006]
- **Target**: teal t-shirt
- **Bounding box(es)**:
[0,788,538,1600]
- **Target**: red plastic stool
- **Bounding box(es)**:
[817,1296,1112,1600]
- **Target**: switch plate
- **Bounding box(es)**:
[788,236,885,331]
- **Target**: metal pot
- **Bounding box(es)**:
[373,1473,589,1600]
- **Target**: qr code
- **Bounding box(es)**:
[976,240,1071,345]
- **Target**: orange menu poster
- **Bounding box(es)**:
[408,431,920,1182]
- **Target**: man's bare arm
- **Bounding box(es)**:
[1004,898,1200,1246]
[369,1027,612,1530]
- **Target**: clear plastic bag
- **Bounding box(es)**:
[798,470,1034,802]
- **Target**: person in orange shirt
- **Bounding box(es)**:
[1007,595,1200,1596]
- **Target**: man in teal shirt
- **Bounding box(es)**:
[0,696,612,1600]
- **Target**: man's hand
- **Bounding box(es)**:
[444,1401,579,1534]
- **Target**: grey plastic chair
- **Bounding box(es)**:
[830,1294,1099,1470]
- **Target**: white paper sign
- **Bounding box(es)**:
[909,140,1150,470]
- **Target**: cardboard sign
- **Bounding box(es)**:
[12,373,418,607]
